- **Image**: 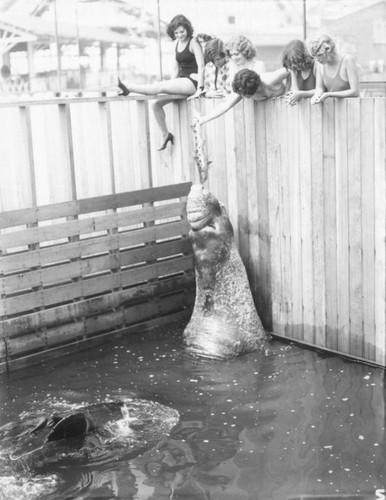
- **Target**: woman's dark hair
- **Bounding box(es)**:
[232,69,262,96]
[166,15,194,40]
[282,39,313,70]
[204,38,226,64]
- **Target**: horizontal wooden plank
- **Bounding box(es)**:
[0,310,191,374]
[2,273,195,338]
[4,291,194,358]
[1,201,187,250]
[2,255,194,316]
[1,219,190,273]
[0,182,191,229]
[78,182,191,213]
[2,238,192,293]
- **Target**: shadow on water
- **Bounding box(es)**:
[0,320,385,499]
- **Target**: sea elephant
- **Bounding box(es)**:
[183,184,267,359]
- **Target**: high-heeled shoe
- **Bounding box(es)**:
[117,78,130,96]
[158,133,174,151]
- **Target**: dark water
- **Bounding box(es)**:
[0,321,385,500]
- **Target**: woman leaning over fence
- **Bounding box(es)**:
[117,14,205,150]
[308,34,359,104]
[198,67,288,126]
[282,39,316,106]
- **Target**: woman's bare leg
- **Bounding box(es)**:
[119,77,196,97]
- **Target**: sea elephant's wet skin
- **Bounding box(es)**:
[184,184,267,359]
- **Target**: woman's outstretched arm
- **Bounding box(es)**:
[199,92,242,125]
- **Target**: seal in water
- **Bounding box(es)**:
[0,398,179,470]
[183,184,267,359]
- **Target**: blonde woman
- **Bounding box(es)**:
[308,34,359,104]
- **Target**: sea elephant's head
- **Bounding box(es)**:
[186,184,234,266]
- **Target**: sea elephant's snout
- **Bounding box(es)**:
[187,184,215,231]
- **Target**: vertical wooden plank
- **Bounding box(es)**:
[310,103,326,348]
[266,98,282,334]
[109,99,138,193]
[347,98,363,358]
[278,98,293,338]
[0,107,35,211]
[373,98,386,366]
[71,102,113,198]
[288,101,303,340]
[178,100,196,183]
[361,98,376,362]
[135,100,153,189]
[205,99,228,204]
[234,100,249,264]
[322,99,338,351]
[298,99,314,344]
[244,98,259,295]
[104,100,116,194]
[224,105,238,245]
[334,99,350,355]
[60,103,77,201]
[255,101,272,330]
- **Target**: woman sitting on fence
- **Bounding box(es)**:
[117,14,205,150]
[282,39,316,106]
[198,67,288,126]
[308,34,359,104]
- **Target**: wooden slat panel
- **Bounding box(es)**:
[322,99,338,351]
[361,98,376,362]
[334,99,350,355]
[266,99,283,335]
[373,98,386,366]
[347,99,363,358]
[288,102,302,340]
[298,99,314,344]
[5,290,194,358]
[3,238,192,292]
[278,98,292,337]
[254,101,272,330]
[310,103,326,347]
[1,219,190,273]
[2,273,195,338]
[2,255,193,315]
[0,201,187,250]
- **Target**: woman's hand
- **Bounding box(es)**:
[311,92,329,104]
[187,87,205,101]
[285,90,300,106]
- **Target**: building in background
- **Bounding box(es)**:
[0,0,385,95]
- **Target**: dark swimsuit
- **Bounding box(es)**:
[176,38,198,89]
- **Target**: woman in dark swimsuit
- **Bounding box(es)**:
[117,15,205,150]
[281,39,317,106]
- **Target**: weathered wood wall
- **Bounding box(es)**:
[0,182,194,371]
[200,97,386,368]
[1,95,385,367]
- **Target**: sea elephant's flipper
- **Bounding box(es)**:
[47,412,92,441]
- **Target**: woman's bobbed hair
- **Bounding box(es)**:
[307,34,336,58]
[282,39,314,70]
[225,35,257,60]
[232,69,262,96]
[204,38,226,64]
[166,15,194,40]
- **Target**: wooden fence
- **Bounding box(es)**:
[0,95,385,367]
[0,182,194,371]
